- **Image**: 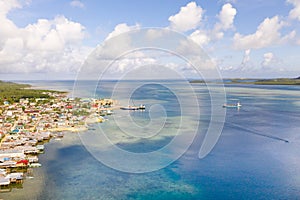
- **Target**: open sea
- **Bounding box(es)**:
[1,80,300,200]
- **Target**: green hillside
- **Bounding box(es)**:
[0,81,63,104]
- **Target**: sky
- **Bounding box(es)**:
[0,0,300,80]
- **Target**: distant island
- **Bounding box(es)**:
[190,76,300,85]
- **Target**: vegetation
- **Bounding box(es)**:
[0,80,65,104]
[226,78,300,85]
[190,77,300,85]
[189,80,206,84]
[72,109,90,116]
[253,78,300,85]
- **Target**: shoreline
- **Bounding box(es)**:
[0,81,117,194]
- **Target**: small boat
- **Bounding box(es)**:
[120,105,145,110]
[56,132,64,138]
[36,145,44,151]
[98,117,105,123]
[106,110,113,115]
[29,163,42,168]
[223,102,242,108]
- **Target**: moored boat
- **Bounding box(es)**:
[223,102,242,108]
[29,163,42,168]
[120,104,145,110]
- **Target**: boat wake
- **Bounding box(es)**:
[226,122,289,143]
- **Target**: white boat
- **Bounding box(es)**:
[36,145,44,151]
[106,110,113,115]
[29,163,42,168]
[223,102,242,108]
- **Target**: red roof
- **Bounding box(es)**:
[16,160,29,165]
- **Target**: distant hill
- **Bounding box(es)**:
[0,80,65,104]
[190,77,300,85]
[253,78,300,85]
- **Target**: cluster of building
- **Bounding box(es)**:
[0,92,115,192]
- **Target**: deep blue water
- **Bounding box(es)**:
[2,80,300,200]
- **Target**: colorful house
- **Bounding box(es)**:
[16,160,29,168]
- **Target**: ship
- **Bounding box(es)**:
[120,104,145,110]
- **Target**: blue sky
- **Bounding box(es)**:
[0,0,300,80]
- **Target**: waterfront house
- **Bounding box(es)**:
[40,132,51,140]
[16,160,28,168]
[0,176,10,187]
[57,120,66,127]
[27,156,38,163]
[0,150,25,161]
[0,131,4,139]
[6,111,13,117]
[0,160,17,168]
[22,146,38,154]
[19,98,29,105]
[6,172,23,183]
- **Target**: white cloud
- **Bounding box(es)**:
[105,23,140,41]
[287,0,300,21]
[189,3,236,46]
[145,28,167,40]
[0,1,89,75]
[212,3,237,40]
[189,30,211,46]
[0,0,21,16]
[262,52,274,66]
[82,24,158,78]
[111,52,157,73]
[236,49,255,71]
[242,49,251,64]
[70,0,84,8]
[93,23,141,61]
[233,16,294,49]
[24,15,86,52]
[168,2,204,32]
[259,52,287,73]
[216,3,237,31]
[84,26,218,80]
[0,0,21,43]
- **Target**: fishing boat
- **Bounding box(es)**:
[223,101,242,108]
[120,104,145,110]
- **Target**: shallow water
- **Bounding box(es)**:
[1,81,300,199]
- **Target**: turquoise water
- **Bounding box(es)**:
[1,80,300,199]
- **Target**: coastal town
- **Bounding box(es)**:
[0,89,116,192]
